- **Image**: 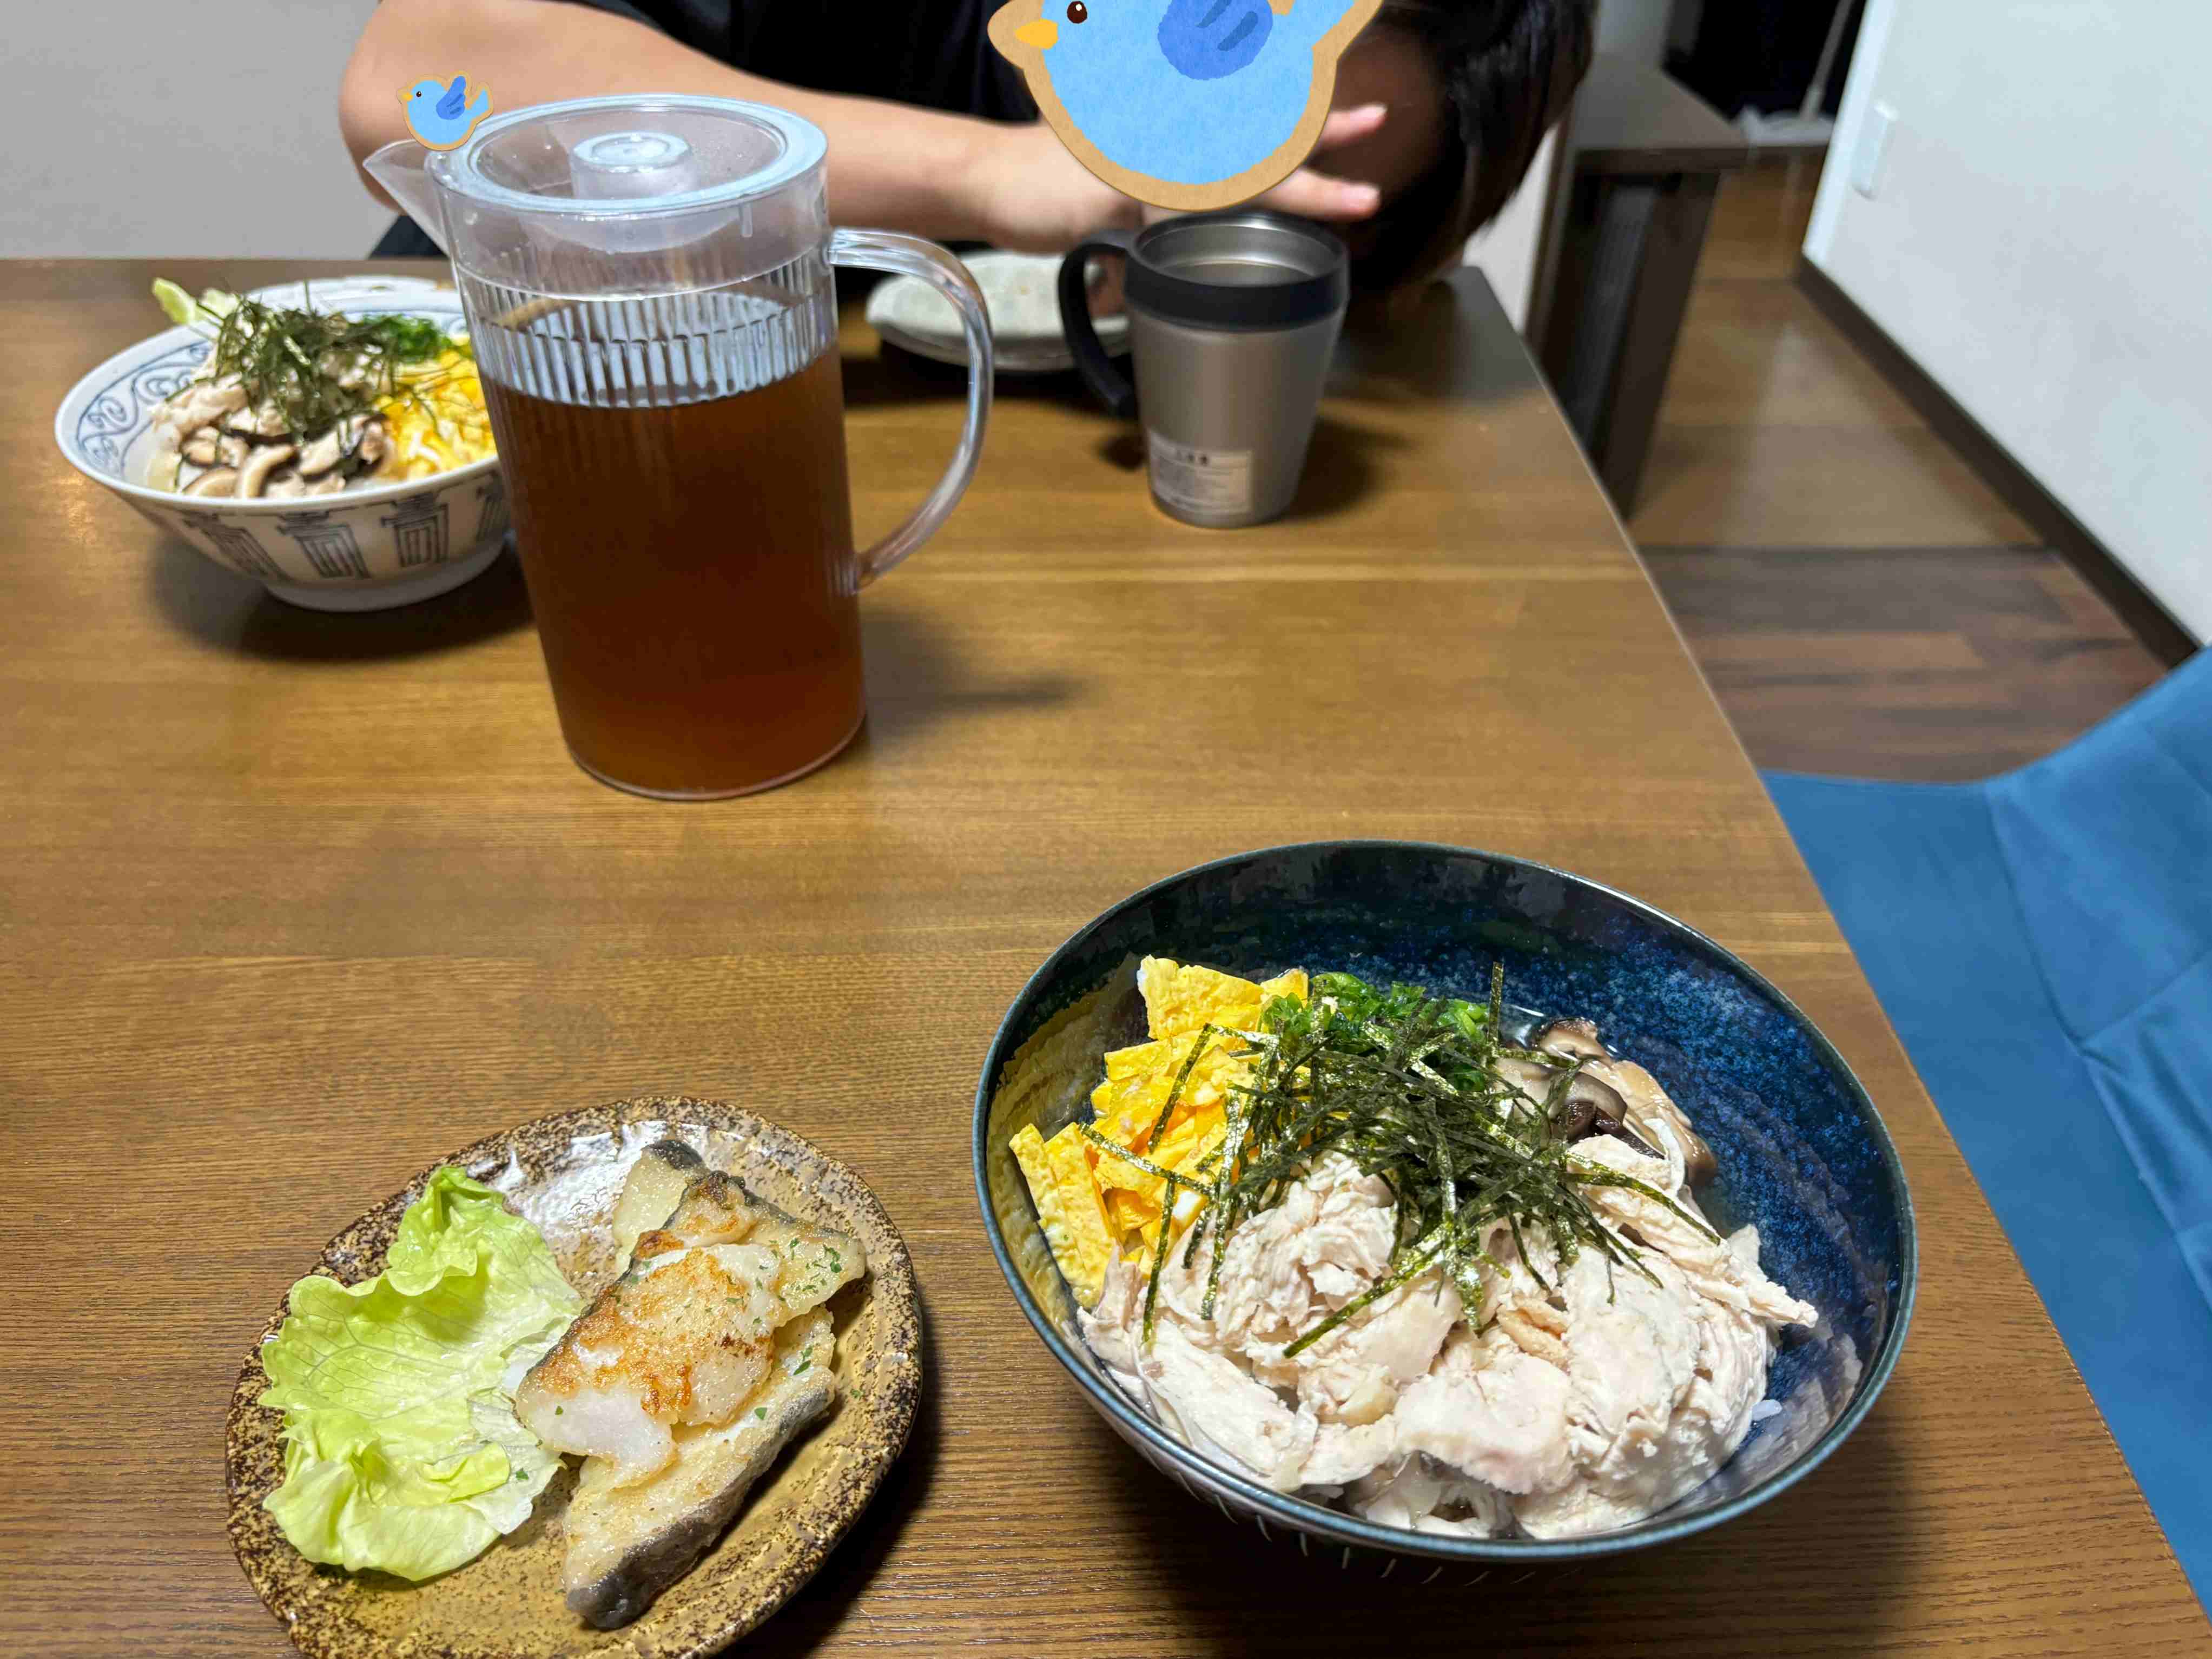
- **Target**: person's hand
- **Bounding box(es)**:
[964,121,1142,254]
[1236,102,1392,224]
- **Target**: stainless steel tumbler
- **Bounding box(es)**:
[1059,213,1349,528]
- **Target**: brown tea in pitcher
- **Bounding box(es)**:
[481,343,861,798]
[419,98,992,797]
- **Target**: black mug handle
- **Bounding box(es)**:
[1058,231,1139,419]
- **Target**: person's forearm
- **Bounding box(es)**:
[341,0,1003,240]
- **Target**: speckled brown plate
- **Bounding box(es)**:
[226,1096,923,1659]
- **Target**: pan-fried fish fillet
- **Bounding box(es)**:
[515,1143,864,1485]
[511,1140,866,1627]
[563,1307,837,1628]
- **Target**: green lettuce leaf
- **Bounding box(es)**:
[258,1166,582,1581]
[152,278,241,330]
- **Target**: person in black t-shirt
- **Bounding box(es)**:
[342,0,1590,293]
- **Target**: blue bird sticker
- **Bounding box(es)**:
[1157,0,1275,81]
[401,74,493,151]
[988,0,1382,209]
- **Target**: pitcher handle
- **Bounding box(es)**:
[829,228,994,587]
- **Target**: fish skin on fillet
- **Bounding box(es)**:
[513,1139,865,1628]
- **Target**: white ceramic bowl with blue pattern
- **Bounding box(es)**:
[53,275,509,613]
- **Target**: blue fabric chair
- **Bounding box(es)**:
[1764,649,2212,1610]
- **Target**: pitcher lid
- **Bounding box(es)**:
[437,95,827,218]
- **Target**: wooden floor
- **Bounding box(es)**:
[1629,156,2169,782]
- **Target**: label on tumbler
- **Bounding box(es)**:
[1147,433,1253,517]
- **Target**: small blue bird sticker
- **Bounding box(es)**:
[401,75,493,151]
[989,0,1381,209]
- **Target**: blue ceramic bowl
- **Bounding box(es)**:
[973,841,1916,1567]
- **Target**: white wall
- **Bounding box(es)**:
[1461,0,1667,331]
[6,0,1580,340]
[1463,128,1559,332]
[1595,0,1675,68]
[1,0,389,258]
[1807,0,2211,643]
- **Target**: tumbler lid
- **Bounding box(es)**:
[1124,212,1349,331]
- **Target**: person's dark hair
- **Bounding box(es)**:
[1357,0,1595,290]
[1391,0,1594,233]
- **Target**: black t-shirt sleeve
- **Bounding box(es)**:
[538,0,1035,121]
[513,0,1439,289]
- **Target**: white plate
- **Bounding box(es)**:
[866,250,1127,374]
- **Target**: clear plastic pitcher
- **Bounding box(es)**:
[366,97,992,798]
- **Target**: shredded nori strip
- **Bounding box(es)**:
[1117,967,1714,1356]
[206,287,455,441]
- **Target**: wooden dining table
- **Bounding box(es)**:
[3,257,2202,1657]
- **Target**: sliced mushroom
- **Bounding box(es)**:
[217,433,252,468]
[1588,1056,1718,1183]
[295,413,392,484]
[1533,1017,1609,1063]
[1633,1068,1716,1181]
[293,419,352,479]
[1665,1112,1718,1183]
[180,427,221,467]
[353,417,389,471]
[300,472,348,497]
[234,442,298,500]
[1687,1142,1717,1182]
[1554,1068,1629,1140]
[182,466,239,498]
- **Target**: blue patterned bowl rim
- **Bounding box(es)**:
[970,839,1919,1562]
[51,275,499,514]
